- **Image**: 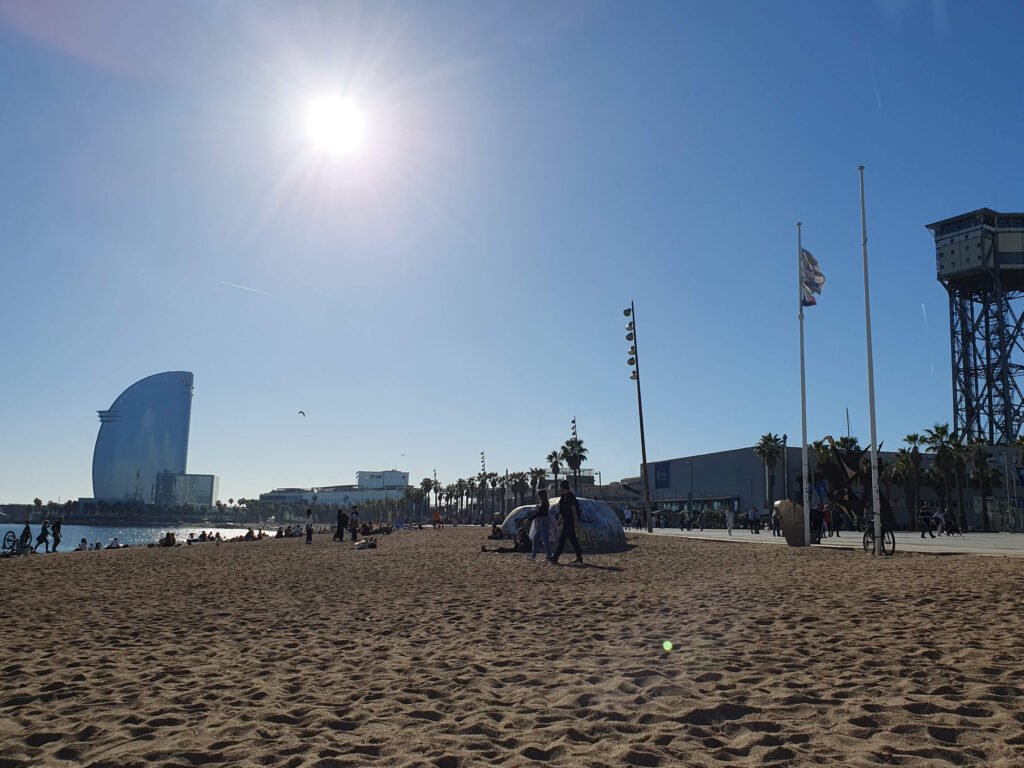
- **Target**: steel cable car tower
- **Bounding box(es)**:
[927,209,1024,444]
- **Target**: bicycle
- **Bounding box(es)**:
[2,531,33,557]
[862,515,896,556]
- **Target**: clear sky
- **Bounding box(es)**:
[2,0,1021,504]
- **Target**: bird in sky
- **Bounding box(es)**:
[298,411,306,417]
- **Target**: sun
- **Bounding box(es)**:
[306,95,365,156]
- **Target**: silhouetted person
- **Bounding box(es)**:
[551,481,583,565]
[51,518,63,552]
[349,507,359,542]
[920,501,936,538]
[335,508,348,541]
[35,520,50,553]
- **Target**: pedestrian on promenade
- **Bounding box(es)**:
[823,505,833,537]
[831,507,842,537]
[334,508,348,541]
[349,507,360,542]
[527,489,552,561]
[933,507,945,536]
[748,506,761,534]
[550,480,583,565]
[51,517,63,552]
[35,520,51,553]
[726,507,735,535]
[920,501,936,538]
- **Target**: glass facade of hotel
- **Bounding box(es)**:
[92,371,194,502]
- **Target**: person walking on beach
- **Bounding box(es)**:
[334,508,348,541]
[919,501,936,538]
[933,506,945,536]
[34,520,51,553]
[19,521,32,552]
[305,521,313,545]
[527,489,552,561]
[771,506,781,537]
[51,517,63,552]
[550,481,583,565]
[726,506,735,535]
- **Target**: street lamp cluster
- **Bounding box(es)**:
[623,303,654,533]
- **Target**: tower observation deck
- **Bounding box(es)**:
[927,209,1024,444]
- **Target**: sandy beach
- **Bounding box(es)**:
[2,527,1024,767]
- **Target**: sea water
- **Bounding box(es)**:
[0,523,272,550]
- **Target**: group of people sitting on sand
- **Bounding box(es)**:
[75,538,119,551]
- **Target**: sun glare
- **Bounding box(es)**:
[306,95,365,156]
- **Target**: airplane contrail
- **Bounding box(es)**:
[222,281,270,296]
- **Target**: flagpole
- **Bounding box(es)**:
[859,165,883,555]
[798,223,811,546]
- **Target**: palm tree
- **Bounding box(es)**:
[487,472,501,518]
[892,449,917,524]
[466,478,478,523]
[923,423,954,515]
[419,477,433,515]
[511,472,529,507]
[528,467,547,499]
[546,450,561,492]
[968,438,992,531]
[560,438,589,494]
[431,478,442,512]
[753,433,784,510]
[835,435,861,452]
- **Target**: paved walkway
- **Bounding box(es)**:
[638,526,1024,557]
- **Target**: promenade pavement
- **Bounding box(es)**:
[638,525,1024,557]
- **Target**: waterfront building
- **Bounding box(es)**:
[259,469,409,507]
[92,371,218,505]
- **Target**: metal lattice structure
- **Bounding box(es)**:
[927,209,1024,444]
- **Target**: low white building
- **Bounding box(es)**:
[259,470,409,508]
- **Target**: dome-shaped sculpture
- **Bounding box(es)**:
[501,497,626,552]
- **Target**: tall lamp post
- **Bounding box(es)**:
[624,302,654,533]
[688,460,693,521]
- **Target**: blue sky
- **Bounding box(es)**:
[1,0,1020,503]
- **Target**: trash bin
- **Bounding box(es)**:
[774,500,807,547]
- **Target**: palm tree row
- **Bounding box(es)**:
[768,425,1017,532]
[408,438,590,524]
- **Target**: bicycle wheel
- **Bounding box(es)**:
[2,531,15,553]
[862,529,874,554]
[881,529,896,556]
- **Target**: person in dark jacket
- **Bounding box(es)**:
[550,481,583,565]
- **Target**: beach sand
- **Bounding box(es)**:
[2,528,1024,767]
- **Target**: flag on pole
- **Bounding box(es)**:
[800,248,825,307]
